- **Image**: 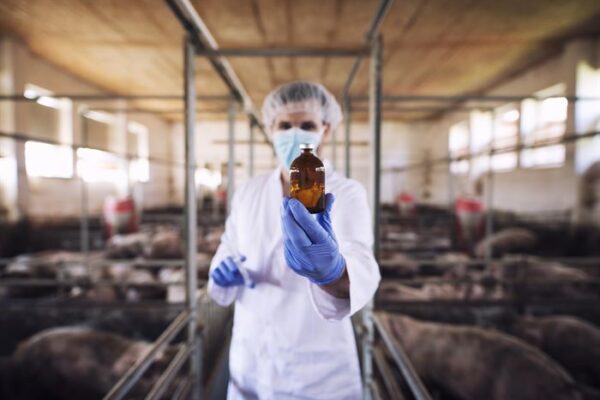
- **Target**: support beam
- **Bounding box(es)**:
[165,0,273,154]
[363,35,383,400]
[485,111,496,264]
[196,47,368,58]
[342,0,394,99]
[370,36,383,262]
[183,36,201,400]
[0,94,229,101]
[227,99,236,214]
[78,110,89,261]
[249,120,255,178]
[343,98,352,178]
[350,94,600,103]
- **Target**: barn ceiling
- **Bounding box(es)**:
[0,0,599,121]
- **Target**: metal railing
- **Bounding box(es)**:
[103,310,195,400]
[372,313,432,400]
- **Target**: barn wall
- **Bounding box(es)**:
[394,38,600,215]
[0,35,175,221]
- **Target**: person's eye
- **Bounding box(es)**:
[278,121,292,130]
[300,122,317,131]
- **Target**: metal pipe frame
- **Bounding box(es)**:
[0,298,190,309]
[352,106,493,113]
[343,98,352,177]
[362,34,384,400]
[249,120,255,178]
[0,257,208,268]
[372,346,405,399]
[103,310,192,400]
[0,130,185,169]
[485,111,496,263]
[387,130,600,173]
[196,47,369,58]
[372,314,433,400]
[0,94,229,102]
[350,94,600,103]
[0,279,207,288]
[78,109,90,261]
[145,344,193,400]
[227,98,236,215]
[376,297,600,310]
[183,35,202,400]
[165,0,272,152]
[342,0,394,100]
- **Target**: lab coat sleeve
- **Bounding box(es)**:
[308,180,381,321]
[207,190,243,307]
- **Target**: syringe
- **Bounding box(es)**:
[233,255,256,289]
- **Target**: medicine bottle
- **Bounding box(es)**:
[289,144,325,214]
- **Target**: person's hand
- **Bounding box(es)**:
[281,193,345,285]
[210,256,246,287]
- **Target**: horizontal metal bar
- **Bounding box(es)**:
[103,310,192,400]
[0,130,185,169]
[376,298,600,308]
[0,279,207,288]
[373,314,432,400]
[0,299,187,310]
[379,256,600,268]
[381,277,600,286]
[0,257,206,267]
[352,106,492,113]
[389,130,600,173]
[0,94,230,102]
[350,95,600,103]
[145,344,193,400]
[88,107,236,115]
[341,0,394,99]
[197,47,369,58]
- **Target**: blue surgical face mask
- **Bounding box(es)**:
[273,127,323,169]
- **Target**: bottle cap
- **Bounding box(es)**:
[299,143,315,150]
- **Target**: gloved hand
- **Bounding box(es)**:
[281,193,345,285]
[210,256,246,287]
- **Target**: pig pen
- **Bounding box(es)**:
[370,254,600,400]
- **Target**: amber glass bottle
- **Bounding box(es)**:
[289,144,325,213]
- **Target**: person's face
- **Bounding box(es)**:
[271,110,331,146]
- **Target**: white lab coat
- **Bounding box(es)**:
[208,161,380,400]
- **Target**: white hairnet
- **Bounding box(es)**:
[261,81,343,131]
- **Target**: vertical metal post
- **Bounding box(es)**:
[79,110,89,260]
[370,35,383,263]
[227,99,236,214]
[249,120,255,178]
[344,97,352,178]
[363,34,383,400]
[447,151,455,246]
[485,110,496,265]
[183,36,200,400]
[332,112,338,171]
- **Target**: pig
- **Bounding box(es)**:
[105,233,150,259]
[490,259,595,299]
[145,229,183,259]
[507,315,600,389]
[380,313,583,400]
[475,228,538,258]
[0,327,177,400]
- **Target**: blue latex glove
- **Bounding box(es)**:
[210,256,246,287]
[281,193,346,285]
